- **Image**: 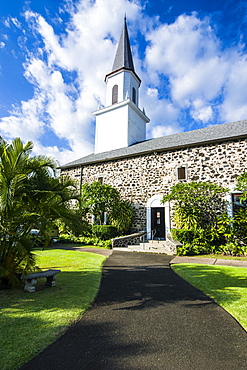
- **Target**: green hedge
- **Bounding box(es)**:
[171,227,247,256]
[92,225,118,240]
[58,234,112,249]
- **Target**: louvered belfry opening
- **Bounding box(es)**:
[132,87,136,104]
[112,85,118,104]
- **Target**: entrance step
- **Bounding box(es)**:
[113,240,176,255]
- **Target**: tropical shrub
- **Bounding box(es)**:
[81,181,120,225]
[58,234,112,249]
[164,182,229,255]
[233,209,247,246]
[235,172,247,201]
[162,181,229,230]
[217,242,247,256]
[108,199,133,233]
[81,181,133,233]
[0,137,82,287]
[176,243,213,256]
[92,225,118,240]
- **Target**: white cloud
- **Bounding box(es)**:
[191,101,213,123]
[3,17,22,29]
[144,88,181,138]
[11,17,22,29]
[144,13,246,127]
[1,1,142,165]
[0,2,247,166]
[152,124,181,138]
[0,42,5,48]
[220,55,247,122]
[3,18,11,27]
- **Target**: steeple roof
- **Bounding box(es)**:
[111,17,135,73]
[105,18,141,83]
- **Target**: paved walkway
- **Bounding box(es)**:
[171,255,247,268]
[20,251,247,370]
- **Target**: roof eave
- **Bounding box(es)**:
[60,131,247,170]
[104,67,141,84]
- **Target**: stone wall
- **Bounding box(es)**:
[61,138,247,232]
[112,232,146,248]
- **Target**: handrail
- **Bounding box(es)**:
[141,229,156,250]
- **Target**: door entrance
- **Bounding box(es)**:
[151,207,165,239]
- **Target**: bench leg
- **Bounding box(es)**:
[45,275,56,287]
[24,279,37,293]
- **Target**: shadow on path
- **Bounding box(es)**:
[20,251,247,370]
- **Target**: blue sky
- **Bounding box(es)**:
[0,0,247,164]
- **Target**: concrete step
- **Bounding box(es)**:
[113,240,176,255]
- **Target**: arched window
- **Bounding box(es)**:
[112,85,118,104]
[132,87,136,104]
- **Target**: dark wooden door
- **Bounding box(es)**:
[151,207,165,239]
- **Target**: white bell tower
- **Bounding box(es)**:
[93,18,149,154]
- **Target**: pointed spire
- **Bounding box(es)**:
[111,17,135,73]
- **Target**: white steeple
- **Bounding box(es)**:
[93,18,149,154]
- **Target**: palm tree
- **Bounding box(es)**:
[0,137,80,287]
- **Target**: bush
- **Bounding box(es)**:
[108,200,133,233]
[58,234,112,249]
[171,226,227,255]
[92,225,118,240]
[162,181,228,230]
[217,242,247,256]
[56,219,92,237]
[171,229,195,244]
[176,243,213,256]
[233,209,247,246]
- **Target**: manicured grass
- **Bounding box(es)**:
[0,249,106,370]
[54,243,110,249]
[172,263,247,331]
[190,254,247,261]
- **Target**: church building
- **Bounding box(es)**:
[61,19,247,240]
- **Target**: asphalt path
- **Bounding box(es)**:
[20,251,247,370]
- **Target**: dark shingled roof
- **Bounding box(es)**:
[112,17,134,73]
[104,18,141,84]
[61,120,247,169]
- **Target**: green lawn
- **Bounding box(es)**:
[0,249,106,370]
[172,263,247,331]
[190,254,247,261]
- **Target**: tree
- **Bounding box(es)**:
[108,199,133,234]
[81,181,120,225]
[162,182,229,255]
[232,172,247,247]
[235,172,247,203]
[81,181,133,233]
[162,181,228,230]
[0,137,81,287]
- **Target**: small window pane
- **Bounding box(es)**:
[177,167,186,180]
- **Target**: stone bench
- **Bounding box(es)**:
[22,269,61,292]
